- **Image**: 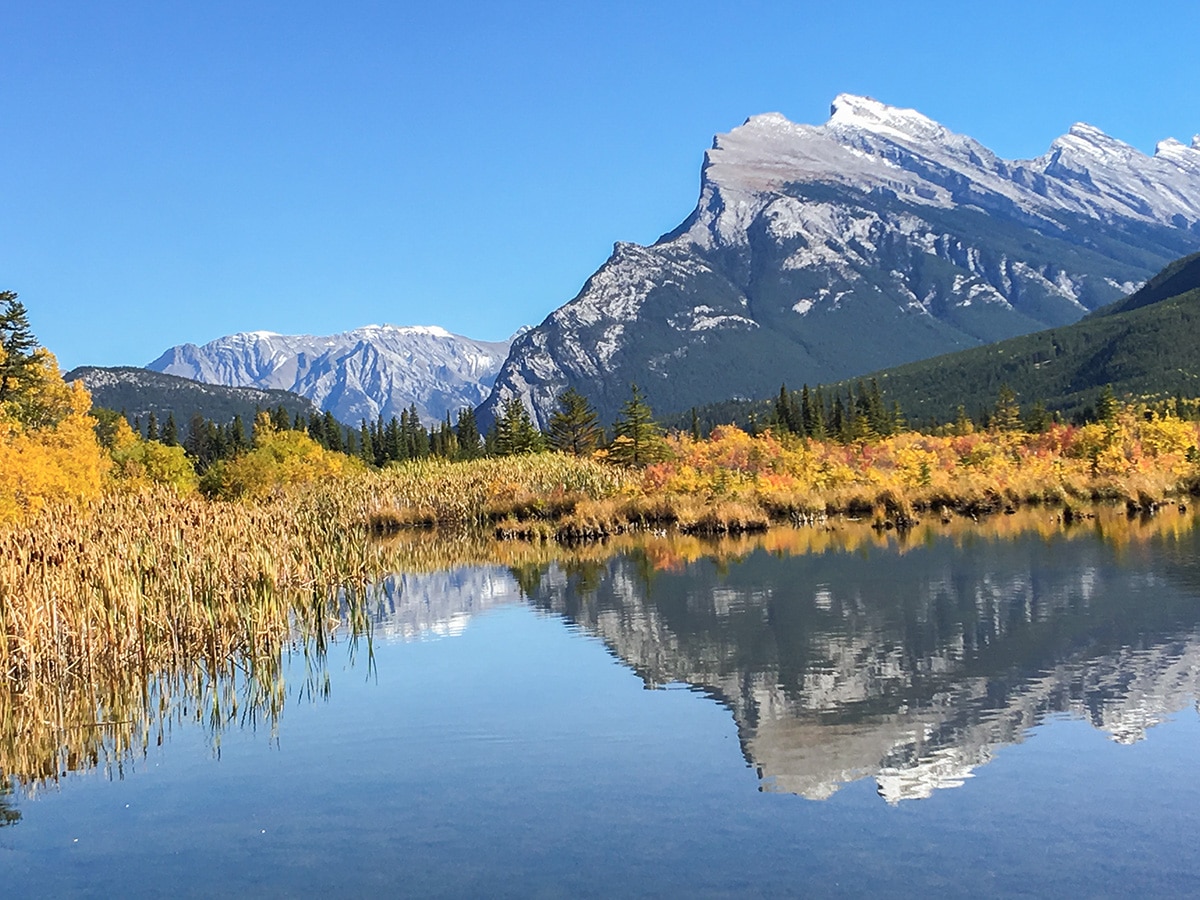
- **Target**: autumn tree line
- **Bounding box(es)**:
[4,285,1200,526]
[105,383,665,472]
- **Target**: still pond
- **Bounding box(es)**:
[4,509,1200,896]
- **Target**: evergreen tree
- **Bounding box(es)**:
[953,404,974,436]
[801,385,825,440]
[322,410,343,453]
[162,412,179,446]
[307,412,327,447]
[436,413,458,458]
[993,384,1022,432]
[1096,384,1119,425]
[0,293,40,404]
[456,407,482,459]
[495,397,541,455]
[229,415,248,452]
[831,395,848,443]
[609,383,665,466]
[548,387,602,455]
[146,412,159,442]
[384,416,402,463]
[689,407,701,441]
[779,384,805,435]
[1024,400,1052,433]
[359,421,375,465]
[404,404,430,458]
[271,405,292,432]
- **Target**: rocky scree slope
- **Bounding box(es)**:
[483,94,1200,427]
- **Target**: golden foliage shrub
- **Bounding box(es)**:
[0,353,107,524]
[107,419,198,493]
[203,427,361,500]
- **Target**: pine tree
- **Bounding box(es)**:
[1024,400,1052,433]
[0,293,40,404]
[146,412,159,442]
[230,415,248,452]
[307,412,326,446]
[271,405,291,432]
[162,412,178,446]
[322,410,343,453]
[831,396,848,443]
[953,405,974,436]
[803,386,826,440]
[993,384,1021,432]
[609,384,665,466]
[359,421,375,465]
[384,416,402,463]
[1096,384,1119,425]
[456,407,482,459]
[495,397,541,455]
[548,387,602,455]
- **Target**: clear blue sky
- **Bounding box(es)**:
[3,0,1197,369]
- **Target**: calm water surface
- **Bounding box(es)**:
[4,512,1200,897]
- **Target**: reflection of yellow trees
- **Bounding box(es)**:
[375,504,1199,576]
[0,352,107,524]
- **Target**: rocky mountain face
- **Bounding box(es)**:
[148,325,514,425]
[483,94,1200,427]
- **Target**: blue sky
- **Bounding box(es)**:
[3,1,1197,369]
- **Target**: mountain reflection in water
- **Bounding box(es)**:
[503,506,1200,803]
[3,506,1199,815]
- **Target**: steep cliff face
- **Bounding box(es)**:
[484,95,1200,426]
[148,325,515,424]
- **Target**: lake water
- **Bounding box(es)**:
[4,510,1200,897]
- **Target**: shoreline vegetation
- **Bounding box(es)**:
[368,409,1200,540]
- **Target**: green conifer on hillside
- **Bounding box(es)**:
[548,387,602,456]
[609,383,665,466]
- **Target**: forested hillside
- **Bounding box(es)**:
[66,366,321,426]
[682,252,1200,431]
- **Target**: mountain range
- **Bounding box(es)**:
[147,325,515,425]
[481,94,1200,426]
[130,96,1200,429]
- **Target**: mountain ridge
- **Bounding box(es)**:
[148,324,515,425]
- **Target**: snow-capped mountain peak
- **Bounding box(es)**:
[481,94,1200,428]
[149,324,517,424]
[827,92,950,144]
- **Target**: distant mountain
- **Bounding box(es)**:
[147,325,515,425]
[482,94,1200,427]
[66,366,320,425]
